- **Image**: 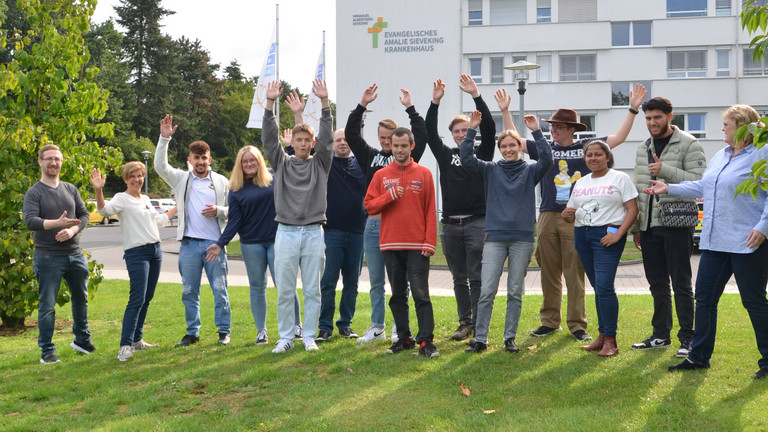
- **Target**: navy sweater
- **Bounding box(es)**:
[326,155,367,234]
[215,180,278,248]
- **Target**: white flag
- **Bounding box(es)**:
[302,45,325,132]
[247,27,278,129]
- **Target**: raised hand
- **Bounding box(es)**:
[459,74,479,98]
[629,83,647,110]
[280,128,293,145]
[265,80,282,101]
[89,168,106,190]
[312,79,328,99]
[523,114,540,131]
[160,114,178,139]
[469,110,482,130]
[399,88,412,108]
[432,79,445,104]
[285,91,305,114]
[360,83,378,107]
[494,89,511,112]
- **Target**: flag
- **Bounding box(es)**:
[302,44,325,132]
[247,27,278,129]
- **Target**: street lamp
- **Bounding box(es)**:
[141,150,151,195]
[504,60,541,134]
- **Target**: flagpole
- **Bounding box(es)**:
[275,3,280,126]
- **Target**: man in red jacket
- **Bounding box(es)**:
[364,127,439,358]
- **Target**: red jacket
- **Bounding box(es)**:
[364,158,436,254]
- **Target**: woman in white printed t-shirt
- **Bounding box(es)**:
[562,140,638,358]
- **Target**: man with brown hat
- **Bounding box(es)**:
[497,83,646,342]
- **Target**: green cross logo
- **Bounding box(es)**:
[368,17,387,48]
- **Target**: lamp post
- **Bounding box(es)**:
[141,150,151,195]
[504,60,541,134]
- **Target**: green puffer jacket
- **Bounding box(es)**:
[632,125,707,232]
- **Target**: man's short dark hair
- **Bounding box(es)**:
[391,127,414,145]
[189,140,210,155]
[641,97,673,114]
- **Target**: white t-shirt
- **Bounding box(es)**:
[99,192,168,251]
[567,169,638,227]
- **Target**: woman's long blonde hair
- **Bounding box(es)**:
[229,146,272,191]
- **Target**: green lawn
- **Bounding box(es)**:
[1,280,766,431]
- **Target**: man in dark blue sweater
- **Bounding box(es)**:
[316,129,367,342]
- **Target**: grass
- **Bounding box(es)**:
[1,280,766,431]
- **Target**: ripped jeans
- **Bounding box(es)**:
[178,238,231,336]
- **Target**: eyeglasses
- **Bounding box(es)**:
[550,125,569,131]
[242,159,259,166]
[41,157,62,163]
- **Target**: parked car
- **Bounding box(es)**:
[151,198,177,225]
[87,199,118,225]
[693,198,704,248]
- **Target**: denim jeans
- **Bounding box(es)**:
[639,227,695,342]
[383,250,434,343]
[474,241,534,344]
[178,238,231,336]
[574,226,626,337]
[319,228,364,333]
[33,253,91,356]
[364,218,387,328]
[121,242,162,346]
[274,224,325,340]
[441,216,485,327]
[240,242,301,331]
[688,245,768,369]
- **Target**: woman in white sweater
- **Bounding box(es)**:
[91,162,177,362]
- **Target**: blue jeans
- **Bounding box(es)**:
[178,238,231,336]
[474,241,534,344]
[240,242,301,331]
[441,216,485,326]
[688,245,768,369]
[121,242,162,346]
[274,224,324,340]
[574,226,626,337]
[33,253,91,356]
[319,228,364,333]
[364,218,387,328]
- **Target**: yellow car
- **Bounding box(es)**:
[87,199,118,225]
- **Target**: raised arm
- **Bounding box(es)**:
[286,91,305,125]
[425,79,453,164]
[494,88,517,133]
[154,114,182,184]
[526,115,552,182]
[459,110,486,174]
[605,83,647,148]
[345,84,378,164]
[312,79,334,170]
[262,81,286,168]
[402,87,427,162]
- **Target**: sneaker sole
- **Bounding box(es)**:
[70,342,94,354]
[631,344,671,350]
[675,351,689,358]
[40,359,61,364]
[255,340,268,345]
[530,328,561,338]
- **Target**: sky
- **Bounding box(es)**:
[92,0,338,99]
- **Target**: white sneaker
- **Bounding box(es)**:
[255,329,268,345]
[117,345,133,362]
[356,325,387,344]
[304,337,319,351]
[294,325,303,339]
[131,340,158,350]
[391,322,399,344]
[272,339,295,354]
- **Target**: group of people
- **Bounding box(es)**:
[22,76,768,379]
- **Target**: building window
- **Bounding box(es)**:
[560,54,596,81]
[715,0,731,16]
[666,0,707,17]
[716,49,731,76]
[559,0,596,23]
[490,0,526,25]
[611,81,652,106]
[468,0,482,26]
[537,54,551,82]
[744,49,768,76]
[672,113,706,138]
[469,57,482,83]
[667,50,706,78]
[611,21,651,46]
[537,0,552,22]
[491,55,505,83]
[575,114,597,140]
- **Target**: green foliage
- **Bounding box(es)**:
[742,0,768,62]
[0,0,121,327]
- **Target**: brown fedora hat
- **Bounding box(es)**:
[542,109,587,132]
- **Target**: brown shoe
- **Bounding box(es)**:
[581,332,604,351]
[598,336,619,357]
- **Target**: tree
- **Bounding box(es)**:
[0,0,121,328]
[735,0,768,199]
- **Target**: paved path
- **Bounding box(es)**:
[83,224,739,297]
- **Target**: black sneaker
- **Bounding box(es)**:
[571,330,592,341]
[676,340,691,358]
[175,334,200,347]
[504,338,520,353]
[419,341,440,358]
[386,337,415,354]
[752,368,768,379]
[530,325,561,337]
[40,353,61,364]
[316,330,332,343]
[465,341,487,353]
[217,333,231,346]
[631,336,671,350]
[70,340,96,354]
[668,358,709,372]
[338,327,358,338]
